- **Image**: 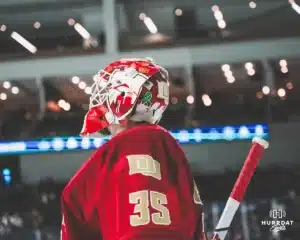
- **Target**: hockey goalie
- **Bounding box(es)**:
[60,58,207,240]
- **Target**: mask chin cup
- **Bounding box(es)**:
[80,105,110,136]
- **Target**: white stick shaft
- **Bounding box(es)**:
[212,197,240,240]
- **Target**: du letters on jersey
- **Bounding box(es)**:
[127,154,162,180]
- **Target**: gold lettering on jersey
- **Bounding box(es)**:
[127,155,162,180]
[129,190,171,227]
[193,180,203,205]
[129,190,150,226]
[150,191,171,225]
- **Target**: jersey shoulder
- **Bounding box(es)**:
[62,146,105,198]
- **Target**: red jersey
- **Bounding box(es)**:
[61,124,206,240]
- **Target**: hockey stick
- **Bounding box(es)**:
[212,137,269,240]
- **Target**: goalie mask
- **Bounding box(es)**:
[80,58,170,136]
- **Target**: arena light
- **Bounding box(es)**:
[175,8,183,16]
[11,31,37,53]
[249,1,257,9]
[68,18,75,26]
[63,102,71,111]
[37,141,51,150]
[212,5,219,12]
[52,138,65,151]
[214,10,223,21]
[238,126,250,138]
[262,86,270,95]
[58,99,66,108]
[58,99,71,111]
[71,76,80,84]
[143,17,158,34]
[84,87,92,95]
[221,64,230,72]
[0,124,270,154]
[277,88,286,97]
[224,70,233,78]
[93,74,98,81]
[227,75,235,83]
[2,168,11,176]
[177,130,190,143]
[186,95,194,104]
[3,81,11,89]
[81,137,91,149]
[202,94,212,106]
[245,61,256,76]
[217,20,226,29]
[255,125,264,136]
[11,86,19,95]
[286,82,293,89]
[71,76,91,94]
[74,23,91,40]
[212,6,226,29]
[0,93,7,100]
[139,13,146,20]
[78,81,87,89]
[223,126,235,140]
[0,24,7,32]
[221,64,235,83]
[191,129,201,142]
[247,68,256,76]
[279,59,288,73]
[2,168,11,185]
[33,22,41,29]
[279,59,287,67]
[245,62,254,70]
[289,0,300,14]
[66,137,78,149]
[281,67,288,73]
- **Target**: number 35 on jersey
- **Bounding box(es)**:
[127,155,171,227]
[129,190,171,227]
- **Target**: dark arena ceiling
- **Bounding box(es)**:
[0,0,300,139]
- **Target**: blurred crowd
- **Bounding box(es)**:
[0,177,62,240]
[0,168,299,240]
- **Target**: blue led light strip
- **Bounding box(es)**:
[0,124,268,155]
